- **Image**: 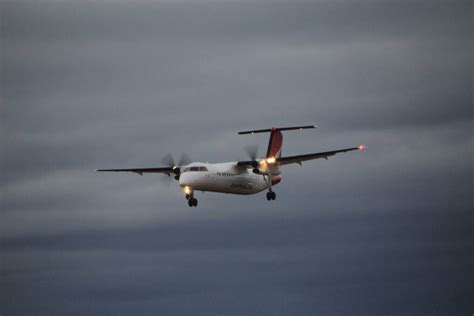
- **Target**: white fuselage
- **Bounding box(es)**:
[179,162,280,195]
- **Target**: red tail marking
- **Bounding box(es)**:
[266,130,283,158]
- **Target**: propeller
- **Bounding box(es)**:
[244,144,259,169]
[161,153,176,168]
[178,153,191,166]
[160,153,191,181]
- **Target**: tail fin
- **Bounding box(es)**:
[238,125,317,159]
[267,128,283,158]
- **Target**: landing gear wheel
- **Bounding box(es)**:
[267,191,276,201]
[188,198,198,207]
[266,192,276,201]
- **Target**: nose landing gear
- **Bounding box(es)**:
[185,193,198,207]
[184,186,198,207]
[187,197,198,207]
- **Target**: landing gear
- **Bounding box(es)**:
[183,186,197,207]
[188,197,198,207]
[263,174,276,201]
[266,191,276,201]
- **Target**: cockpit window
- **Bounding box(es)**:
[184,166,208,172]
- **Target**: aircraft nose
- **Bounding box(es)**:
[179,172,192,187]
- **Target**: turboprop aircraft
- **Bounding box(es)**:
[97,125,365,207]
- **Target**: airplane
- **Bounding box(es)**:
[97,125,365,207]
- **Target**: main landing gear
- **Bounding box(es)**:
[263,174,276,201]
[186,194,198,207]
[266,191,276,201]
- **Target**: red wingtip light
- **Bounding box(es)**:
[358,144,366,151]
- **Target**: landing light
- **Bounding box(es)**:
[358,144,366,151]
[183,186,192,195]
[266,157,276,164]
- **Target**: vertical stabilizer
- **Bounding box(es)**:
[266,128,283,158]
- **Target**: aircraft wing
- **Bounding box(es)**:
[277,146,364,166]
[96,167,174,175]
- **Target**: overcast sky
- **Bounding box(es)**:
[1,1,472,315]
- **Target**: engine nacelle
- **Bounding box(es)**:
[253,168,269,175]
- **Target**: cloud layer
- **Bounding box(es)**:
[1,1,472,315]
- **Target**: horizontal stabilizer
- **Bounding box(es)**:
[238,125,316,135]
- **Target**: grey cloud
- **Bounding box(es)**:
[1,0,472,315]
[2,209,472,315]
